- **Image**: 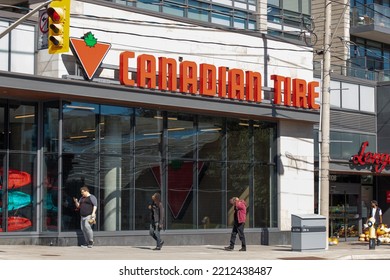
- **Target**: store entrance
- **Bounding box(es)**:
[329,183,361,240]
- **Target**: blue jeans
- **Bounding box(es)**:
[80,215,94,245]
[149,222,162,247]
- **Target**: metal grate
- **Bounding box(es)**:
[330,110,376,134]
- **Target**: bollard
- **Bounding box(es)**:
[367,218,376,250]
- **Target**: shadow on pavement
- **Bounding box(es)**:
[278,256,327,260]
[206,246,229,251]
[133,246,153,250]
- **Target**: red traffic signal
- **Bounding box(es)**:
[47,0,70,54]
[47,7,65,23]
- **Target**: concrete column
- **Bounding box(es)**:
[256,0,268,32]
[103,116,122,231]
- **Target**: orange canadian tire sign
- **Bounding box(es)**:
[70,32,111,80]
[71,32,320,110]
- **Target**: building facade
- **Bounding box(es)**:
[0,0,320,245]
[310,0,390,240]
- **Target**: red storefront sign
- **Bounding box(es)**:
[71,32,321,110]
[119,51,320,110]
[351,141,390,173]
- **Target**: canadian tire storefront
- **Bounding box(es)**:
[0,68,319,246]
[0,1,320,246]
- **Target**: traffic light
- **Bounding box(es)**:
[47,0,70,54]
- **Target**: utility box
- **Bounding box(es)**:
[291,214,326,251]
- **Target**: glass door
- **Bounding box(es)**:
[329,183,361,240]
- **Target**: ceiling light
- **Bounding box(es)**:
[65,105,95,110]
[15,114,35,119]
[69,135,88,139]
[200,128,222,132]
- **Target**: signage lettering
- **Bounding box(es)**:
[119,51,319,110]
[351,141,390,173]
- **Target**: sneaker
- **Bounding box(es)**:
[88,241,94,248]
[80,244,88,248]
[239,247,246,251]
[224,246,234,251]
[153,247,161,250]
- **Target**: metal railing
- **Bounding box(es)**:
[351,3,390,28]
[313,60,390,81]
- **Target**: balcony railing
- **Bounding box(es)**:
[313,60,390,81]
[351,3,390,28]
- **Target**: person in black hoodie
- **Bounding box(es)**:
[148,192,165,250]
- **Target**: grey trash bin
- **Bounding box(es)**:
[291,214,326,251]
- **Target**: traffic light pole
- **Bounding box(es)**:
[0,1,51,40]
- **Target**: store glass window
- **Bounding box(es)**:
[99,105,132,231]
[227,161,250,224]
[44,100,278,232]
[0,102,37,233]
[198,161,225,228]
[198,116,223,161]
[166,112,196,229]
[197,116,225,229]
[0,153,5,231]
[9,104,37,152]
[227,118,249,161]
[0,104,5,150]
[43,102,60,232]
[253,121,277,228]
[134,109,163,230]
[62,102,100,232]
[330,131,376,160]
[7,153,36,232]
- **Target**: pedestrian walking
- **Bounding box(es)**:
[367,200,382,245]
[73,186,97,248]
[148,192,165,250]
[225,196,247,251]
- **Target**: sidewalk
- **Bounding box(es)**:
[0,241,389,260]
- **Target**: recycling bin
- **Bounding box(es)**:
[291,214,326,251]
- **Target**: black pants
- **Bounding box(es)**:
[229,222,246,248]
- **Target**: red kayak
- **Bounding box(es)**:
[0,168,32,189]
[0,216,32,232]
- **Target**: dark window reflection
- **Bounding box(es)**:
[40,101,278,233]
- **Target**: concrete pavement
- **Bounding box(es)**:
[0,241,389,260]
